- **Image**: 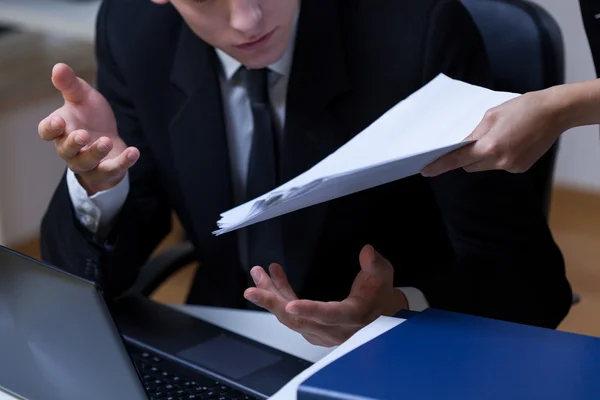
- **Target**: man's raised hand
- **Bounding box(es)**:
[38,63,139,195]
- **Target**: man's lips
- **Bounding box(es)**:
[234,28,277,50]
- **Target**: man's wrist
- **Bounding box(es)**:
[76,172,127,197]
[66,168,130,239]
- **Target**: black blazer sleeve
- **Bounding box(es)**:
[40,0,172,299]
[411,0,572,328]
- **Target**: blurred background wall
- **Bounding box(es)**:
[530,0,600,193]
[0,30,96,245]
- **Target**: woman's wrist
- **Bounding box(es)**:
[547,79,600,131]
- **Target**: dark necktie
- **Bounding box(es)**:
[241,67,286,271]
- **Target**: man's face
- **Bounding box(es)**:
[158,0,299,69]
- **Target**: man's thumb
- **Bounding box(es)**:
[359,245,390,275]
[51,63,88,104]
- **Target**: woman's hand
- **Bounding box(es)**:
[421,87,571,176]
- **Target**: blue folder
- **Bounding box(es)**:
[297,308,600,400]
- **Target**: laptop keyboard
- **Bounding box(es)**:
[128,344,257,400]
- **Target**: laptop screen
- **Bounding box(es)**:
[0,246,148,400]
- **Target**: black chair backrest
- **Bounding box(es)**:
[460,0,565,217]
[460,0,565,91]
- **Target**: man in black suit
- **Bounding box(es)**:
[38,0,571,347]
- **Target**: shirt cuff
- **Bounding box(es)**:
[66,169,130,237]
[396,287,429,312]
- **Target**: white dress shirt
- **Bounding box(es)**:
[65,24,429,313]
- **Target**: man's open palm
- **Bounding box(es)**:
[38,63,139,195]
[244,245,408,347]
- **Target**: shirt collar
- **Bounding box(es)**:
[215,10,299,80]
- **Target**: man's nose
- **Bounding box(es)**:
[229,0,262,35]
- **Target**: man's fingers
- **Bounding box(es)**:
[303,330,351,348]
[244,287,286,314]
[72,147,138,194]
[249,266,285,298]
[51,63,90,104]
[358,244,377,275]
[245,288,337,338]
[67,137,112,173]
[301,333,334,347]
[286,298,367,327]
[38,115,66,141]
[269,263,298,301]
[95,147,140,176]
[56,129,90,160]
[358,244,393,278]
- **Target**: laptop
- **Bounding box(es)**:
[0,245,312,400]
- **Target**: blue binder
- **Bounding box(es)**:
[297,308,600,400]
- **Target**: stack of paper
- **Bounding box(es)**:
[213,74,519,235]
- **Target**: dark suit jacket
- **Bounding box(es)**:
[41,0,572,328]
[580,0,600,77]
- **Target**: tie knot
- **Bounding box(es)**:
[240,67,269,104]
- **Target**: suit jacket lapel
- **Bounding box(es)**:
[281,0,351,293]
[166,24,245,307]
[165,4,351,301]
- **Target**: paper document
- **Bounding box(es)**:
[268,316,406,400]
[214,74,519,235]
[0,389,20,400]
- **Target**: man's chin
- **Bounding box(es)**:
[233,48,286,70]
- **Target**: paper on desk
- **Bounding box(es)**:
[268,316,405,400]
[214,73,519,235]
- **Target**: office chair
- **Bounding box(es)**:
[126,0,579,304]
[459,0,579,305]
[460,0,564,219]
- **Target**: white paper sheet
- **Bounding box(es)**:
[268,316,406,399]
[0,389,22,400]
[214,73,519,235]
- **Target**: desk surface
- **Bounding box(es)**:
[0,0,100,41]
[0,304,337,400]
[172,304,335,363]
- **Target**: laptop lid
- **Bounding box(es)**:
[0,245,148,400]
